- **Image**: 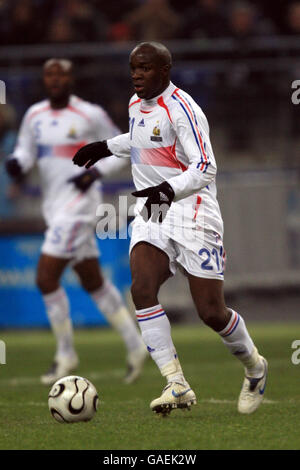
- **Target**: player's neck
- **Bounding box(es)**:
[50,95,70,110]
[144,81,170,102]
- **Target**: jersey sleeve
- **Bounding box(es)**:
[91,105,121,141]
[106,132,131,159]
[95,154,129,176]
[167,101,217,201]
[12,109,37,172]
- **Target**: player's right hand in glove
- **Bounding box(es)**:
[5,157,24,183]
[72,141,111,169]
[132,181,175,223]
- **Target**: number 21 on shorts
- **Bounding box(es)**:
[198,246,226,275]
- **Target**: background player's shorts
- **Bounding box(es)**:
[129,216,225,280]
[41,220,99,264]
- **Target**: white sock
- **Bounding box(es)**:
[136,304,187,384]
[42,287,75,360]
[218,309,264,377]
[91,280,144,353]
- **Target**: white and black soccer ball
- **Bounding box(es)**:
[48,375,99,423]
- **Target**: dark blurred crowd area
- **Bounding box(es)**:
[0,0,299,45]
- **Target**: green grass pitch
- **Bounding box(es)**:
[0,323,299,450]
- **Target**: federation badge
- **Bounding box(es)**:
[67,126,77,139]
[151,121,162,141]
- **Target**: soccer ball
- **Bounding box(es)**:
[48,375,99,423]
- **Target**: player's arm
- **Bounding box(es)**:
[72,132,131,169]
[5,109,37,182]
[166,107,217,201]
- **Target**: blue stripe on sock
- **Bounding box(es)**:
[137,312,166,322]
[223,315,240,337]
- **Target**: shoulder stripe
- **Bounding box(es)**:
[172,94,203,157]
[27,105,50,121]
[172,90,209,167]
[67,105,91,122]
[129,98,141,109]
[157,96,173,123]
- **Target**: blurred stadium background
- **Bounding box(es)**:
[0,0,300,328]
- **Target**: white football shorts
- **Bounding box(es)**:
[41,220,99,264]
[129,216,225,280]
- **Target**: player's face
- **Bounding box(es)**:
[43,64,73,100]
[129,50,169,100]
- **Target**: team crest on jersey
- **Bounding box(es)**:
[67,126,77,139]
[151,122,162,141]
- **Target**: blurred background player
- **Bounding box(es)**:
[5,58,148,385]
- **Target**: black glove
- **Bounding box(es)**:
[5,157,24,182]
[72,141,111,169]
[68,168,101,192]
[132,181,175,223]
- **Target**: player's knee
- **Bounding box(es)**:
[79,276,103,293]
[198,300,228,330]
[130,278,157,308]
[36,272,59,295]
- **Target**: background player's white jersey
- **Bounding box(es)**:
[13,95,125,225]
[107,82,223,236]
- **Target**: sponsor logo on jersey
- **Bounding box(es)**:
[138,119,145,127]
[151,121,162,141]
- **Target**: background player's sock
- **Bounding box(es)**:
[218,308,264,378]
[91,279,144,353]
[136,304,187,384]
[42,287,75,360]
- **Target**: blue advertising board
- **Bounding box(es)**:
[0,234,131,328]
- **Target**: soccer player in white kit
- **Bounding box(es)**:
[5,58,148,385]
[73,42,268,416]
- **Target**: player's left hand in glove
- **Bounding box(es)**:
[132,181,175,223]
[68,168,101,192]
[72,141,111,169]
[5,157,24,183]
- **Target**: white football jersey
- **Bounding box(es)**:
[107,82,223,236]
[13,95,126,225]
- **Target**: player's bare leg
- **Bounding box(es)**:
[130,242,196,415]
[187,274,268,414]
[73,258,148,384]
[36,254,78,384]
